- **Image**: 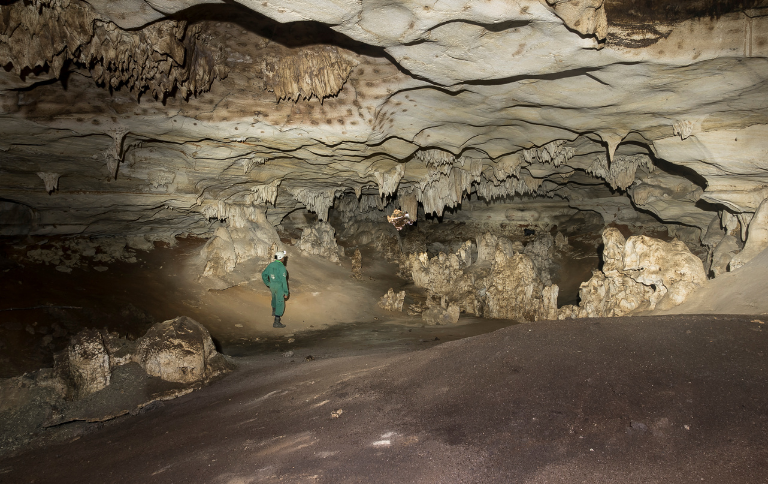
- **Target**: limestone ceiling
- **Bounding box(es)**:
[1,0,768,236]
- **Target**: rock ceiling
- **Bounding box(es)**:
[1,0,768,238]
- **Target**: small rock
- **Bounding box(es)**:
[304,355,314,361]
[331,409,343,418]
[287,338,295,343]
[55,266,72,273]
[630,421,648,432]
[25,325,35,335]
[234,324,243,328]
[93,266,108,272]
[283,350,294,358]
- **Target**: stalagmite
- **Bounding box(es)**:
[351,249,363,280]
[485,249,559,322]
[560,227,706,318]
[378,288,405,312]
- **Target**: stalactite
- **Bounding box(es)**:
[290,187,343,221]
[261,45,357,103]
[587,154,654,190]
[37,172,60,193]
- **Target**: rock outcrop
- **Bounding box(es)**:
[405,233,560,322]
[485,250,559,322]
[378,288,405,312]
[0,316,233,454]
[297,221,344,263]
[560,228,706,318]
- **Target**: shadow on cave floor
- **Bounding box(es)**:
[222,316,521,360]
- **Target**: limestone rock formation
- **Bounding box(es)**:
[560,228,706,318]
[623,236,707,310]
[422,302,461,326]
[730,198,768,271]
[711,235,741,277]
[0,0,767,316]
[262,45,356,102]
[378,288,405,312]
[66,329,111,399]
[200,206,281,282]
[134,316,230,384]
[351,249,363,280]
[485,250,559,322]
[297,221,344,263]
[405,250,477,313]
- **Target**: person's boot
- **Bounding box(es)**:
[273,315,285,328]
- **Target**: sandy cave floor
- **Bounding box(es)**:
[2,314,768,483]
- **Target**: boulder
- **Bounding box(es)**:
[67,329,111,399]
[422,303,460,325]
[561,227,705,318]
[135,316,230,384]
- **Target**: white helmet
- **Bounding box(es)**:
[275,250,286,260]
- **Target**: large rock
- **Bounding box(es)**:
[297,222,344,263]
[485,249,559,321]
[135,316,229,384]
[623,235,707,310]
[560,228,706,318]
[66,329,111,399]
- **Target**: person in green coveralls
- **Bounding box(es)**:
[262,250,289,328]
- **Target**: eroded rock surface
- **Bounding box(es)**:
[378,288,405,312]
[135,316,228,384]
[297,221,344,263]
[560,228,706,318]
[66,329,111,399]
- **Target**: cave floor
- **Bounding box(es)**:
[2,314,767,483]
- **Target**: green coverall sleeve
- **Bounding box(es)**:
[261,266,271,287]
